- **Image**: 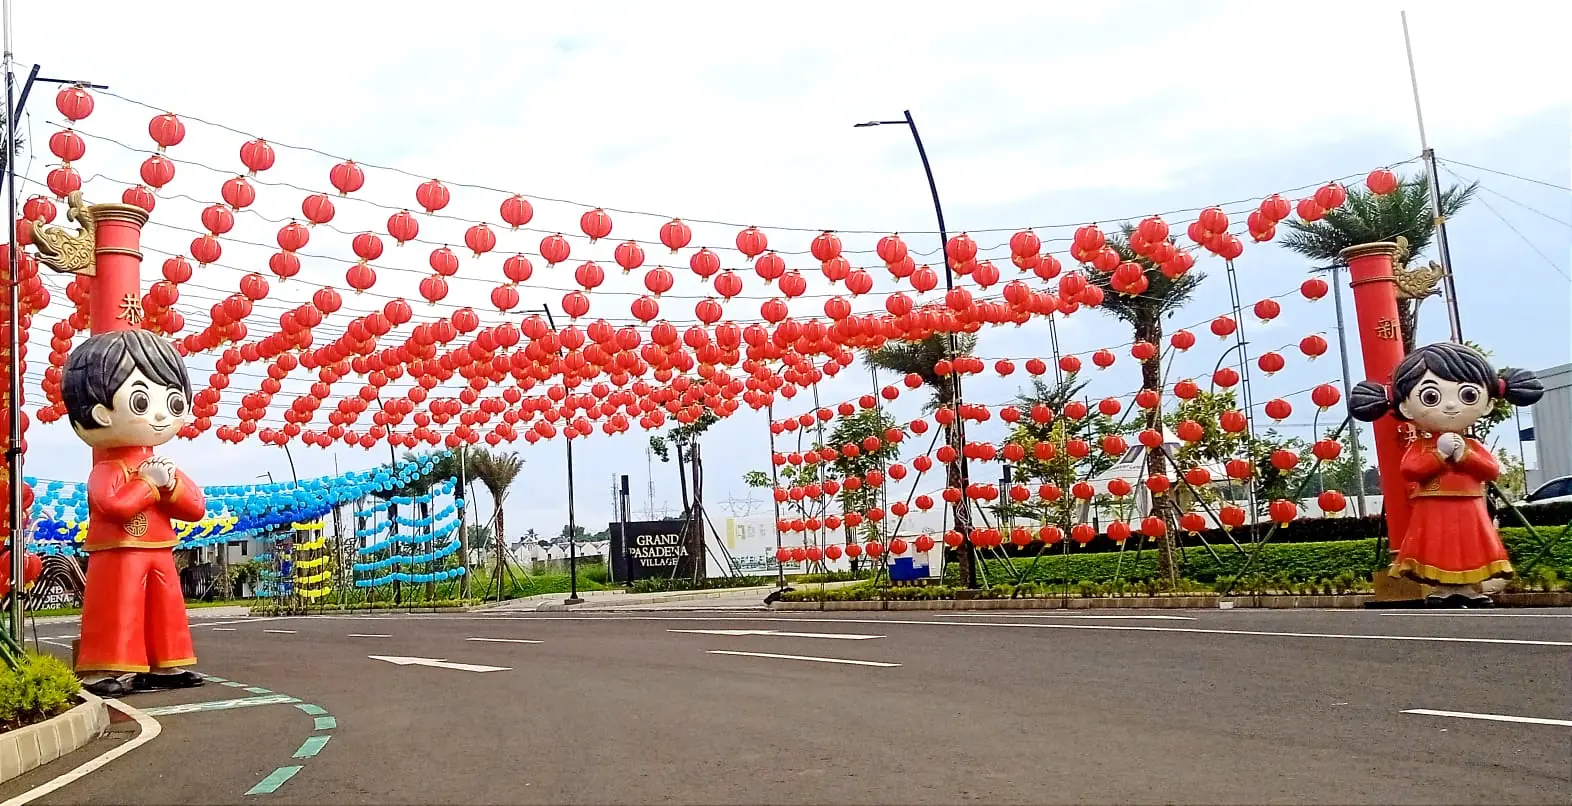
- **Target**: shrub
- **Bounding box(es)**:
[0,653,80,731]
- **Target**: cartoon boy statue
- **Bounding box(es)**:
[62,329,205,696]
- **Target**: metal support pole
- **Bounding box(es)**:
[767,402,785,590]
[1401,10,1463,342]
[902,110,975,588]
[1222,260,1260,529]
[1330,264,1370,518]
[4,43,21,639]
[565,436,582,604]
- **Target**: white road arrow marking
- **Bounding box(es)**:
[1402,709,1572,727]
[668,629,883,640]
[707,650,900,667]
[367,655,511,673]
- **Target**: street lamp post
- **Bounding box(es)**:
[855,111,977,588]
[536,305,584,605]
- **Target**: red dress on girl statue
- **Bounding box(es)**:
[1390,434,1513,586]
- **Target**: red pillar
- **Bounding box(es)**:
[1339,242,1419,595]
[86,203,150,336]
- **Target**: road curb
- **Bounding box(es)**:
[769,591,1572,611]
[0,691,110,784]
[0,697,159,806]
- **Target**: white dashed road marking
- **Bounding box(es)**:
[707,650,900,667]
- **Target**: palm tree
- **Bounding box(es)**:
[1085,224,1205,585]
[1278,176,1476,353]
[865,332,979,585]
[469,449,524,598]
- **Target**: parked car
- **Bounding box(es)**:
[1520,476,1572,508]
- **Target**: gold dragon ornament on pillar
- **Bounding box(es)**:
[30,191,98,276]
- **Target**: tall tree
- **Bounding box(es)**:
[469,450,524,587]
[1085,224,1205,584]
[649,410,719,514]
[1278,175,1476,354]
[864,333,979,584]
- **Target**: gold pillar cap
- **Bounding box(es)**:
[86,203,150,227]
[1338,242,1404,261]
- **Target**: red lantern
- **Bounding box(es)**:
[1252,298,1281,322]
[1213,367,1240,388]
[1210,315,1237,339]
[1299,277,1330,302]
[735,226,768,259]
[190,234,222,266]
[221,176,256,209]
[1271,449,1299,472]
[540,234,572,266]
[330,160,365,195]
[945,233,977,266]
[464,224,497,258]
[1299,334,1328,360]
[1071,524,1096,544]
[1072,224,1104,255]
[239,139,275,174]
[1318,490,1347,515]
[1311,383,1341,410]
[1269,499,1298,526]
[1177,420,1204,443]
[416,179,450,213]
[1169,329,1196,351]
[122,184,156,212]
[1366,168,1399,196]
[503,253,533,284]
[388,211,420,245]
[1140,516,1167,538]
[300,193,335,225]
[200,203,235,235]
[1313,182,1347,211]
[1131,341,1157,362]
[1174,379,1200,400]
[1264,399,1292,422]
[1312,439,1342,462]
[651,218,691,253]
[1179,512,1208,534]
[1296,198,1325,222]
[1183,467,1211,487]
[810,231,842,262]
[644,267,675,297]
[276,221,310,253]
[55,85,94,121]
[347,263,377,293]
[47,167,82,198]
[579,208,613,242]
[1256,351,1286,375]
[1091,349,1116,370]
[49,129,86,163]
[1219,505,1247,530]
[1219,410,1247,434]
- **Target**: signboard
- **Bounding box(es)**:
[610,518,703,583]
[6,555,87,611]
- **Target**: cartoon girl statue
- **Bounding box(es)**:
[1351,342,1544,607]
[62,329,206,697]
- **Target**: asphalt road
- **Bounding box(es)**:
[4,607,1569,805]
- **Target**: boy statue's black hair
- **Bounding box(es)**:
[62,329,192,431]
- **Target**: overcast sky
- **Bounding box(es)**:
[14,1,1570,537]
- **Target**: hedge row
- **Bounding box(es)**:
[969,527,1570,586]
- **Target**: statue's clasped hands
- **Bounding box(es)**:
[138,456,179,490]
[1436,432,1466,463]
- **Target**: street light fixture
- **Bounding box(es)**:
[854,110,978,589]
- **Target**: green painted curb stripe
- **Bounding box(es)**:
[205,675,227,682]
[294,703,327,715]
[245,765,303,796]
[313,715,336,731]
[293,735,330,759]
[222,680,247,687]
[244,686,272,694]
